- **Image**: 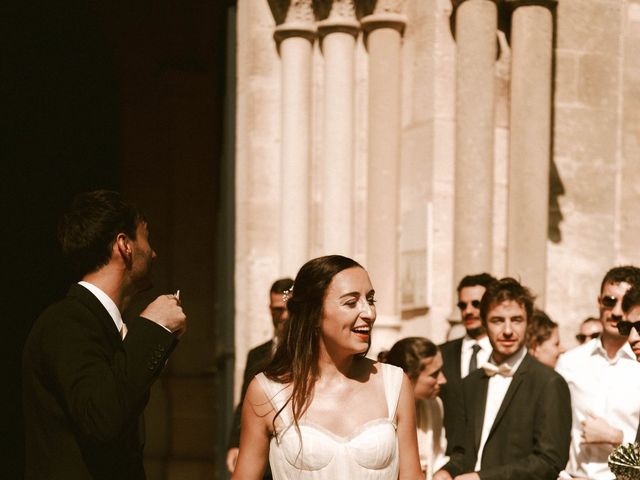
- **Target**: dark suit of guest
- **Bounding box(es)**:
[442,353,572,480]
[229,339,274,479]
[23,284,177,480]
[439,337,464,452]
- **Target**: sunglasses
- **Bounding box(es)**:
[600,295,620,309]
[575,332,600,343]
[617,321,640,336]
[457,299,481,310]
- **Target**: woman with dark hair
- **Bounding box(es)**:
[379,337,449,480]
[526,309,564,368]
[232,255,422,479]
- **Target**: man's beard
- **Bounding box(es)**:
[466,325,485,339]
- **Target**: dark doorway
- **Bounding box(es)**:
[4,1,236,477]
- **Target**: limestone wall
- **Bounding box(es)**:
[234,0,640,403]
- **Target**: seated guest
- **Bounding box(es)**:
[434,277,571,480]
[380,337,449,480]
[526,309,564,368]
[575,316,602,345]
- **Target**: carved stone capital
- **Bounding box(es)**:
[317,0,359,38]
[504,0,558,11]
[269,0,315,24]
[360,12,407,35]
[270,0,317,46]
[371,0,406,15]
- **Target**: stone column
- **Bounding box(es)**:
[272,1,316,276]
[318,1,359,256]
[506,0,556,305]
[452,0,497,293]
[361,2,406,355]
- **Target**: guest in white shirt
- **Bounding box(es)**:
[434,277,571,480]
[439,273,496,451]
[380,337,449,479]
[556,266,640,480]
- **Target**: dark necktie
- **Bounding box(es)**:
[469,343,481,373]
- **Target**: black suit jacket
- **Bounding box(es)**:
[228,339,274,449]
[443,353,572,480]
[439,337,464,452]
[23,284,178,480]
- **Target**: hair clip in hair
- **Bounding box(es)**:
[283,284,294,303]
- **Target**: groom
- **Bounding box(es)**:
[23,190,187,479]
[434,277,571,480]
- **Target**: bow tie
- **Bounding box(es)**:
[482,362,514,377]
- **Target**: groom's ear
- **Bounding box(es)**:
[115,233,133,266]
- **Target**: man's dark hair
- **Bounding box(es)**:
[480,277,536,324]
[457,272,497,293]
[58,190,145,279]
[622,286,640,314]
[600,265,640,293]
[271,277,294,295]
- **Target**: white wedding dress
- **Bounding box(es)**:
[255,363,403,479]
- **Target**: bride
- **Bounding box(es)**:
[231,255,422,479]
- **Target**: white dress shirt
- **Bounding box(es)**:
[474,346,527,471]
[556,338,640,480]
[78,281,125,338]
[460,335,492,378]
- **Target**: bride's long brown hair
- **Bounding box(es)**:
[264,255,362,435]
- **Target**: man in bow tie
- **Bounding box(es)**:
[434,277,571,480]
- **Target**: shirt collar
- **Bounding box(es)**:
[489,345,527,371]
[462,334,492,351]
[590,336,636,363]
[78,281,124,334]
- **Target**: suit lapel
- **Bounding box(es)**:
[453,339,463,378]
[473,373,489,451]
[487,353,531,438]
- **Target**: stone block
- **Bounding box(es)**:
[577,53,621,110]
[553,152,617,220]
[556,0,622,54]
[554,50,580,106]
[401,123,434,206]
[554,105,618,160]
[624,68,640,127]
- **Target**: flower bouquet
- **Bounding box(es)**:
[609,442,640,480]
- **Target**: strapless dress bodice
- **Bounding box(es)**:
[257,363,404,479]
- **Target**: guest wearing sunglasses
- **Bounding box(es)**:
[556,266,640,480]
[621,287,640,445]
[575,316,602,345]
[439,273,496,452]
[620,286,640,362]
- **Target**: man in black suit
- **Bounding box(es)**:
[225,277,294,476]
[434,277,571,480]
[23,190,187,479]
[439,273,496,449]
